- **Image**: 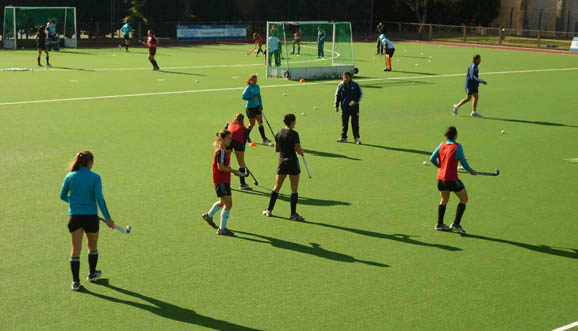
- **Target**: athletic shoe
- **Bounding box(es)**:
[87,270,102,282]
[470,111,482,117]
[453,104,459,115]
[153,67,159,71]
[435,223,450,231]
[290,213,305,221]
[71,281,80,291]
[262,138,271,144]
[450,223,466,234]
[247,137,252,143]
[47,64,52,67]
[263,209,272,217]
[202,213,218,229]
[383,68,391,72]
[240,183,251,190]
[336,138,347,143]
[354,138,361,145]
[217,228,235,237]
[118,44,122,50]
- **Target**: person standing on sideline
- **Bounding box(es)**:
[380,34,395,71]
[291,28,301,55]
[60,151,115,291]
[453,54,487,117]
[267,32,281,67]
[119,20,131,52]
[317,25,326,58]
[263,114,305,221]
[429,127,477,234]
[225,113,251,190]
[376,22,385,55]
[35,26,51,67]
[335,71,363,144]
[146,30,160,70]
[202,130,241,237]
[242,74,271,144]
[46,18,58,51]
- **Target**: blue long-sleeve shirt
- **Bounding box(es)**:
[121,23,131,36]
[335,80,363,112]
[465,62,482,89]
[242,84,262,108]
[317,29,326,43]
[430,140,474,173]
[60,167,111,219]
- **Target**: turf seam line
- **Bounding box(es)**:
[1,67,577,107]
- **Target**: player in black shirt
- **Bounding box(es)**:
[35,26,50,67]
[263,114,305,221]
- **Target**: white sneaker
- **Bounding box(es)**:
[354,138,361,145]
[470,111,482,117]
[336,138,347,143]
[453,104,459,115]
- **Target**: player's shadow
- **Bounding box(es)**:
[290,218,461,252]
[57,50,100,55]
[355,143,431,156]
[363,80,433,88]
[159,70,206,76]
[81,279,262,330]
[51,66,95,72]
[458,233,578,259]
[231,189,351,207]
[481,116,578,128]
[234,230,390,268]
[305,149,361,161]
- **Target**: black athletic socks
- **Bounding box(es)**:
[258,125,266,139]
[37,56,41,65]
[245,127,253,141]
[70,257,80,282]
[268,191,279,211]
[438,205,447,224]
[455,203,466,224]
[46,56,50,65]
[88,251,99,274]
[290,192,298,214]
[149,59,159,69]
[239,167,246,185]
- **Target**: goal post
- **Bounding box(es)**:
[2,6,77,49]
[266,21,356,80]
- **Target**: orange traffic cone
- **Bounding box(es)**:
[250,142,257,147]
[299,78,306,82]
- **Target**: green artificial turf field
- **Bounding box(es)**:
[1,42,577,330]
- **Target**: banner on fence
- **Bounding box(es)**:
[571,37,578,52]
[176,25,247,41]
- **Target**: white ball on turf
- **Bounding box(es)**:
[269,142,273,147]
[501,130,505,134]
[313,106,318,110]
[423,161,428,166]
[301,112,305,116]
[194,80,199,83]
[283,92,286,96]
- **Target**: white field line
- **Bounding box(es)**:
[552,321,578,331]
[1,67,577,107]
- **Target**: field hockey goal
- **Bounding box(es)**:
[265,21,356,80]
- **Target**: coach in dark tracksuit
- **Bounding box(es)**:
[334,71,363,144]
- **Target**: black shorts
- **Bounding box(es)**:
[215,183,232,197]
[386,48,395,57]
[68,214,99,233]
[466,87,479,95]
[277,157,300,176]
[246,106,262,119]
[227,139,245,152]
[149,48,157,56]
[437,180,465,193]
[47,34,57,42]
[124,34,130,41]
[37,42,46,50]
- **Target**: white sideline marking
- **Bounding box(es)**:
[0,67,577,107]
[552,321,578,331]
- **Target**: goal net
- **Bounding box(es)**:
[3,6,77,49]
[266,21,355,80]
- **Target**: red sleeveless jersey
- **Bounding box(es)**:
[437,142,459,181]
[227,122,245,143]
[212,147,230,185]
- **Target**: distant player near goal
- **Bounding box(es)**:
[291,28,301,55]
[429,126,477,234]
[453,54,488,117]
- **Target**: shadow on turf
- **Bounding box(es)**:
[50,66,95,72]
[480,116,578,128]
[353,143,431,156]
[159,70,206,76]
[269,217,461,252]
[231,188,351,207]
[363,80,433,89]
[234,230,390,268]
[305,149,361,161]
[456,233,578,259]
[81,279,262,330]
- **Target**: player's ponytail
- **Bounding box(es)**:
[214,130,231,146]
[246,74,258,86]
[69,151,94,172]
[233,113,244,125]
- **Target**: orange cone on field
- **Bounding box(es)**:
[250,142,257,147]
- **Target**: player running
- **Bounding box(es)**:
[242,74,271,144]
[202,130,242,237]
[35,26,51,67]
[119,20,131,52]
[225,113,251,190]
[60,151,115,291]
[263,114,305,221]
[146,30,160,71]
[429,126,477,234]
[453,54,488,117]
[379,34,395,71]
[251,32,265,56]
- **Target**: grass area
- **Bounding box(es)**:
[1,42,577,330]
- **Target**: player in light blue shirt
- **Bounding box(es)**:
[119,21,131,52]
[268,33,281,67]
[317,26,326,58]
[46,19,58,51]
[379,34,395,71]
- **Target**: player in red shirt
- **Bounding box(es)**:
[250,32,264,57]
[146,30,160,71]
[225,113,251,190]
[291,29,301,55]
[429,126,476,234]
[202,130,241,236]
